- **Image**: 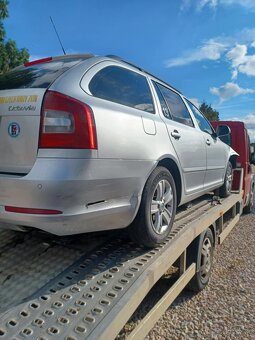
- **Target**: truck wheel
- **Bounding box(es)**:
[243,184,254,214]
[129,166,177,248]
[219,161,232,198]
[187,228,214,292]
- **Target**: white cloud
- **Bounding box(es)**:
[197,0,218,10]
[165,39,227,67]
[227,44,255,78]
[248,130,255,142]
[221,0,255,10]
[242,113,255,129]
[231,69,238,80]
[185,0,255,11]
[239,60,255,77]
[210,82,255,102]
[188,98,201,108]
[165,28,255,76]
[227,44,247,68]
[236,28,255,43]
[232,113,255,142]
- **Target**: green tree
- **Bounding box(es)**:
[0,0,29,74]
[199,101,219,121]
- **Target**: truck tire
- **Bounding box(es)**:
[187,228,214,292]
[243,183,254,214]
[129,166,177,248]
[219,161,232,198]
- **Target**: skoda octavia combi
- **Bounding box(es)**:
[0,54,237,246]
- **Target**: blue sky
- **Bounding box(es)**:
[5,0,255,140]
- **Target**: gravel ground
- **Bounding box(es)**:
[146,212,255,340]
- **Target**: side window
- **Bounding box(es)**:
[187,100,214,135]
[152,81,171,119]
[89,66,155,113]
[155,83,194,127]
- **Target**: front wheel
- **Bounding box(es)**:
[128,166,177,248]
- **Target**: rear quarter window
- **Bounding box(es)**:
[89,66,155,114]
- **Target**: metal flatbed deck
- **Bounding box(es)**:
[0,191,242,339]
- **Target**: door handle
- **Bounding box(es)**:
[171,130,181,139]
[206,139,211,145]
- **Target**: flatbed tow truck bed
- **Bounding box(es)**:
[0,189,242,339]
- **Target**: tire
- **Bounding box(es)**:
[243,184,254,214]
[219,161,232,198]
[187,228,214,292]
[128,166,177,248]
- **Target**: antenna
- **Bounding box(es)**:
[50,16,66,55]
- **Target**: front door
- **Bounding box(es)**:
[186,100,227,189]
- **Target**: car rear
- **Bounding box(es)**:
[0,55,117,234]
[0,55,95,173]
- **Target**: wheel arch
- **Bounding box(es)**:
[157,157,182,206]
[187,223,216,269]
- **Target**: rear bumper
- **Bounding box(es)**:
[0,198,135,235]
[0,158,155,235]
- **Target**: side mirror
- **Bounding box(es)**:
[216,125,231,146]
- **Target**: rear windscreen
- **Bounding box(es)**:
[0,57,87,90]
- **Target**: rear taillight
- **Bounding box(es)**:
[39,91,97,149]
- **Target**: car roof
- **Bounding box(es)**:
[16,53,183,95]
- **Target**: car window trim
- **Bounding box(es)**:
[153,81,195,128]
[151,80,173,120]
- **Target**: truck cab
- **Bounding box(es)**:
[211,121,255,213]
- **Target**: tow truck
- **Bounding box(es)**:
[0,121,253,339]
[211,120,255,213]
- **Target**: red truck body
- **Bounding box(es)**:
[211,121,254,212]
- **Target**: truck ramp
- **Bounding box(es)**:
[0,193,242,339]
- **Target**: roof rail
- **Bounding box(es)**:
[105,54,182,94]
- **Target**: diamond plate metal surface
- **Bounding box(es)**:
[0,197,214,339]
[0,230,109,314]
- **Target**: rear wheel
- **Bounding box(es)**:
[219,161,232,198]
[187,228,214,292]
[129,166,177,248]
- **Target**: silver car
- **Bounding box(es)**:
[0,54,237,247]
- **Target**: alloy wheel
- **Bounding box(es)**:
[200,237,213,281]
[150,179,174,235]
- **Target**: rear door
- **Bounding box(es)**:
[152,81,206,195]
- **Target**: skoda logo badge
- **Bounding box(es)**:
[8,122,20,138]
